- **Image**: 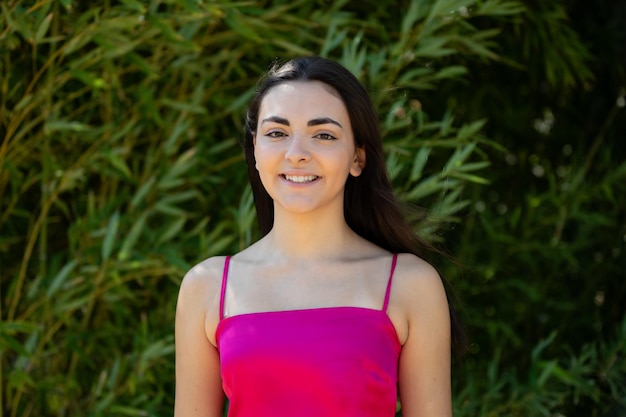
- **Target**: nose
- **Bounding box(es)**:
[284,134,311,163]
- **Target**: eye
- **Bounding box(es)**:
[266,131,287,138]
[315,132,337,141]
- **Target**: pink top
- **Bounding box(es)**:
[216,254,401,417]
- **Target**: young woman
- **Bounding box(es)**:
[175,56,462,417]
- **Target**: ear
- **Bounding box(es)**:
[349,146,366,177]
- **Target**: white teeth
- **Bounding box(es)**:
[284,175,318,183]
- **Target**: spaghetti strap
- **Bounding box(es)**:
[219,256,231,321]
[382,253,398,312]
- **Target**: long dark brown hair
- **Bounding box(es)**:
[243,56,466,356]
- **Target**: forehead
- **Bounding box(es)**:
[259,81,348,119]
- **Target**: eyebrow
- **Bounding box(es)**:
[261,116,289,126]
[261,116,343,129]
[308,117,343,128]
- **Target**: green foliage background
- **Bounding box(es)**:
[1,0,624,416]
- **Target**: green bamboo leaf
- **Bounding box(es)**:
[191,80,205,105]
[164,118,192,155]
[63,25,98,55]
[457,36,499,59]
[188,216,210,237]
[3,5,33,41]
[159,190,200,206]
[0,335,30,356]
[226,87,256,113]
[341,32,367,76]
[58,168,86,192]
[429,205,459,224]
[153,202,186,217]
[427,0,473,21]
[400,0,424,36]
[44,119,92,133]
[320,24,348,57]
[206,236,235,256]
[456,161,491,172]
[398,67,434,84]
[110,119,138,143]
[161,98,207,114]
[437,187,465,207]
[147,15,190,45]
[443,143,476,173]
[47,259,78,297]
[475,0,525,16]
[414,37,455,58]
[119,0,147,13]
[271,38,312,55]
[449,171,490,184]
[108,405,150,416]
[537,360,558,387]
[136,86,163,125]
[102,151,132,179]
[439,109,455,135]
[410,147,431,182]
[158,148,196,190]
[368,49,388,84]
[6,368,36,389]
[127,51,157,77]
[457,119,487,140]
[130,176,156,209]
[118,212,147,261]
[136,338,175,379]
[436,198,470,217]
[100,15,144,31]
[53,295,90,314]
[406,175,447,200]
[156,216,187,244]
[102,211,120,261]
[549,362,583,385]
[35,13,53,43]
[385,151,402,181]
[14,93,34,111]
[224,10,261,41]
[433,65,467,80]
[401,80,437,90]
[156,178,185,191]
[0,321,37,357]
[99,39,141,59]
[531,331,558,360]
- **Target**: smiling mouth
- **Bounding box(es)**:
[282,174,320,183]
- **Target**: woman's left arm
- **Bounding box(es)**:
[396,255,452,417]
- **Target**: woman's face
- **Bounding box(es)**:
[253,80,365,216]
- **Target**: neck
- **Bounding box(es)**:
[261,205,358,262]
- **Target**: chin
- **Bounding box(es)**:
[272,198,330,215]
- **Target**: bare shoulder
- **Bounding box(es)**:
[388,253,450,345]
[177,256,228,346]
[180,256,227,294]
[393,253,445,294]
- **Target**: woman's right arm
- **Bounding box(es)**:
[174,260,225,417]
